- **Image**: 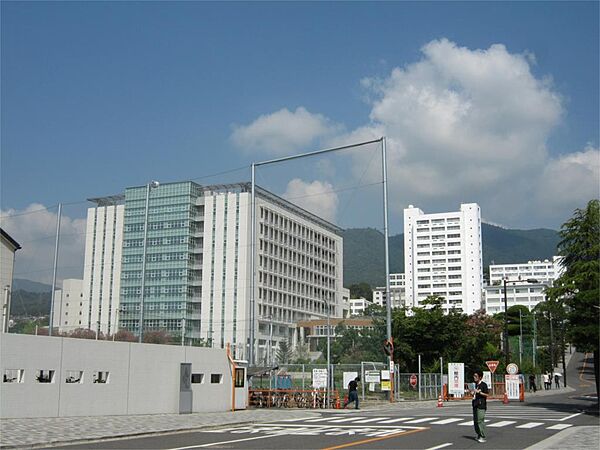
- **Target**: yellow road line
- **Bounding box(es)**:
[321,428,427,450]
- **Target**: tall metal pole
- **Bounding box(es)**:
[503,278,509,367]
[138,183,152,343]
[549,313,554,371]
[49,203,62,336]
[326,296,331,408]
[519,309,523,366]
[181,317,186,346]
[532,314,537,368]
[250,163,256,366]
[381,137,393,401]
[418,354,422,401]
[2,286,10,333]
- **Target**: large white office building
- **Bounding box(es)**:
[82,197,125,335]
[404,203,483,314]
[112,181,345,363]
[483,257,564,314]
[489,257,564,284]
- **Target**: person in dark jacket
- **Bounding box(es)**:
[472,370,489,443]
[343,376,360,409]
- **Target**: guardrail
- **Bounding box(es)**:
[249,389,340,409]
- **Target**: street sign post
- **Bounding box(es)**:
[486,360,499,373]
[410,374,418,388]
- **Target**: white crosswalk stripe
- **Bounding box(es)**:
[327,416,367,423]
[352,417,391,423]
[430,418,463,425]
[516,422,544,429]
[488,420,516,428]
[547,424,573,430]
[404,417,439,424]
[378,418,414,424]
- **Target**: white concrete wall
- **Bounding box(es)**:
[0,333,244,418]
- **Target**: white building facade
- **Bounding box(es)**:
[349,297,372,316]
[483,281,549,314]
[489,257,564,285]
[372,273,405,308]
[82,197,125,335]
[1,229,20,332]
[404,203,483,314]
[51,279,85,332]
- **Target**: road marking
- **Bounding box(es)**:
[321,428,427,450]
[459,421,474,426]
[327,416,367,423]
[559,413,582,421]
[516,422,544,429]
[281,416,321,422]
[352,417,390,423]
[547,424,573,430]
[488,421,516,427]
[425,444,453,450]
[167,433,283,449]
[404,417,438,424]
[430,418,463,425]
[378,417,414,423]
[305,417,345,422]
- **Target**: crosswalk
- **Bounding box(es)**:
[276,409,578,432]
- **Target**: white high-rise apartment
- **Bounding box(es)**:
[82,196,124,335]
[404,203,483,314]
[52,279,85,332]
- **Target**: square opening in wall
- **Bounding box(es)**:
[3,369,24,383]
[93,371,110,384]
[191,373,204,384]
[65,370,84,384]
[210,374,223,384]
[36,370,55,383]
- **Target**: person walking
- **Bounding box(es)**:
[554,373,560,389]
[528,374,537,393]
[472,370,489,443]
[343,376,360,409]
[542,372,549,390]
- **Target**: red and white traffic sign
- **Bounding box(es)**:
[486,360,500,373]
[409,374,418,387]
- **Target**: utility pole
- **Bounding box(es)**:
[503,278,510,367]
[49,203,62,336]
[519,309,523,366]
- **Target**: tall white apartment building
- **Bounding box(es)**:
[51,279,85,332]
[82,196,124,335]
[483,281,548,314]
[489,257,564,284]
[404,203,483,314]
[372,273,405,308]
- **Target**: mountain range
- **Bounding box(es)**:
[342,223,561,287]
[12,223,561,312]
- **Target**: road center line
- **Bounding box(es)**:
[321,427,427,450]
[167,433,283,449]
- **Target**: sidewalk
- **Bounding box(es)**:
[0,409,319,449]
[526,426,600,450]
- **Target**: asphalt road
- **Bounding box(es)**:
[51,353,598,450]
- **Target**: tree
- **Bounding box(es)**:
[276,340,292,364]
[112,329,137,342]
[143,329,172,344]
[291,341,311,364]
[68,328,97,340]
[348,283,373,302]
[546,199,599,395]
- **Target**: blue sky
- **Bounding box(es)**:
[1,1,599,281]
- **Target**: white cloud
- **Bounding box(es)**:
[231,107,341,156]
[233,39,597,228]
[1,204,86,284]
[283,179,339,223]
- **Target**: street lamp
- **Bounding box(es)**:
[138,180,159,343]
[503,277,538,368]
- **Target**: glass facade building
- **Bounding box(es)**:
[119,182,204,343]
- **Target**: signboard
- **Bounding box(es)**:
[343,372,358,389]
[369,382,376,392]
[448,363,465,396]
[409,374,418,387]
[505,374,520,399]
[483,371,492,389]
[312,369,328,389]
[381,370,390,381]
[365,370,381,383]
[381,380,391,391]
[506,363,519,375]
[486,360,499,374]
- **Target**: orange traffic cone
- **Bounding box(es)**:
[437,395,444,407]
[502,391,509,404]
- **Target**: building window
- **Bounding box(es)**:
[65,370,84,384]
[234,368,245,388]
[3,369,24,383]
[93,371,110,384]
[211,374,223,384]
[191,373,204,384]
[36,370,55,383]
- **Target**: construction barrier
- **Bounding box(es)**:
[249,388,340,409]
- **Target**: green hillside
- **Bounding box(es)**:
[342,223,560,287]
